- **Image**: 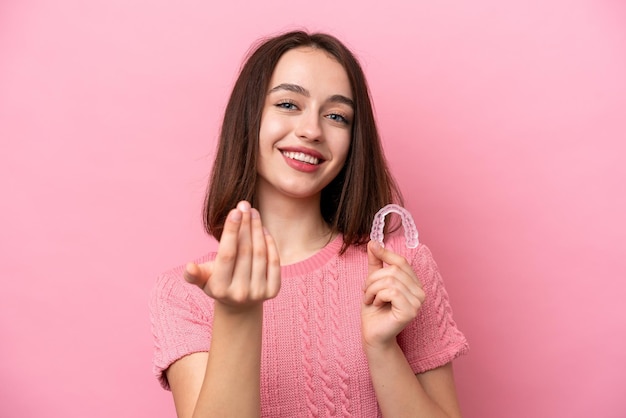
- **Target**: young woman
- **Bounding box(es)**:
[150,31,468,417]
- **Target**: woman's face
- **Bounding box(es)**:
[256,46,354,202]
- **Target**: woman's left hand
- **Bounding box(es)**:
[361,240,426,349]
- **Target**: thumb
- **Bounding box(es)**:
[367,240,384,276]
[184,261,213,288]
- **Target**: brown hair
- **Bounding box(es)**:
[203,30,403,253]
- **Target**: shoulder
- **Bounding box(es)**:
[149,253,217,390]
[379,232,437,266]
[370,233,446,294]
[339,232,437,263]
[149,253,217,319]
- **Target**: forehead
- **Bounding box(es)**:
[269,47,352,98]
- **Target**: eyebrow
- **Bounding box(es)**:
[268,83,354,108]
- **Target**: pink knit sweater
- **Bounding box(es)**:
[150,234,468,417]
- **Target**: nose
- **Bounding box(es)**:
[294,110,323,142]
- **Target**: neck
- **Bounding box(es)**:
[256,193,334,265]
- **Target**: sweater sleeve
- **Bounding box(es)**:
[396,243,469,374]
[149,265,214,390]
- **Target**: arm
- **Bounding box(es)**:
[362,241,462,418]
[168,305,264,418]
[167,201,281,418]
[365,345,461,418]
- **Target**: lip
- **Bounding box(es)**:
[278,146,326,161]
[279,146,326,173]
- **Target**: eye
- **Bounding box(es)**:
[326,113,351,125]
[275,100,298,111]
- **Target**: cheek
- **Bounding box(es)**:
[259,115,290,146]
[335,135,352,164]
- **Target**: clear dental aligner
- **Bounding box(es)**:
[370,204,419,249]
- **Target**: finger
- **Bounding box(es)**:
[371,286,408,308]
[367,282,423,323]
[248,207,268,299]
[264,228,281,298]
[368,240,421,287]
[367,240,384,277]
[184,261,212,288]
[371,281,425,309]
[212,206,243,284]
[369,287,421,327]
[364,266,423,300]
[230,201,253,293]
[363,275,411,305]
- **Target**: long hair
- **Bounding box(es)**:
[203,31,403,253]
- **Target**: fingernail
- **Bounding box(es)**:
[250,208,260,219]
[370,240,381,250]
[230,209,242,221]
[237,201,251,212]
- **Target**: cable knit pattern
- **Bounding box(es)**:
[298,272,318,417]
[149,233,469,417]
[327,257,352,418]
[314,268,335,416]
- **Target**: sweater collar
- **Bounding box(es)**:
[280,234,343,278]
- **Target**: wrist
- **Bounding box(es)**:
[362,337,401,358]
[214,299,263,316]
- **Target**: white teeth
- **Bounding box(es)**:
[282,151,320,165]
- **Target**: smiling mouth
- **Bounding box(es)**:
[282,151,321,165]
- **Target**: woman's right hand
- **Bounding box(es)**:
[183,200,281,312]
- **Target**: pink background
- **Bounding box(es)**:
[1,0,625,417]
